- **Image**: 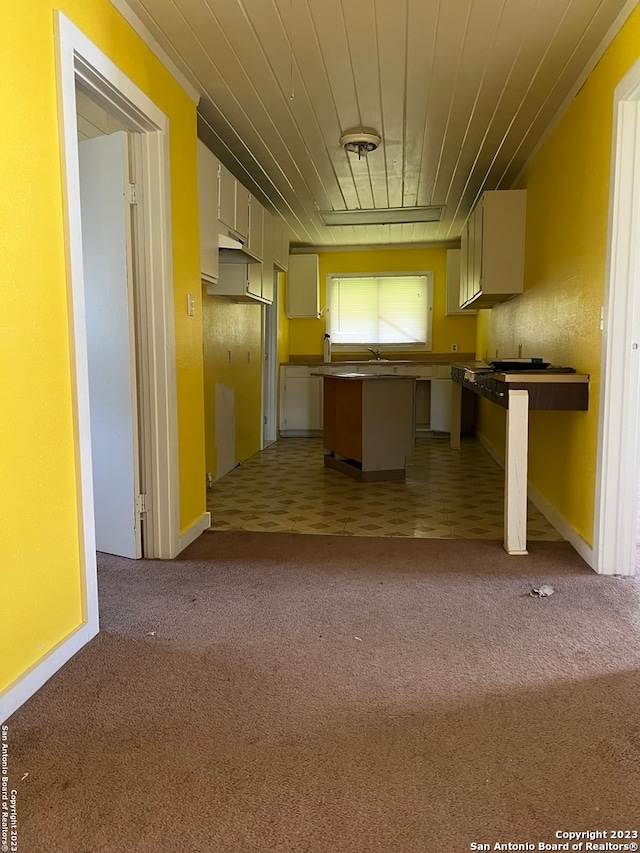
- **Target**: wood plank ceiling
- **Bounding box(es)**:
[121,0,635,248]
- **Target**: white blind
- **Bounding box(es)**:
[328,274,431,345]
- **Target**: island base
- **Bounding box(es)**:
[323,452,406,482]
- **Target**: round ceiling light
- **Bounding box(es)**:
[339,131,382,159]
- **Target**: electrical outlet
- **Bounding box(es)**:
[451,343,458,352]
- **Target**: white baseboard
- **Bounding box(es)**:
[0,622,96,724]
[475,430,595,570]
[178,512,211,554]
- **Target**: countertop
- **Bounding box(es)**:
[451,362,589,383]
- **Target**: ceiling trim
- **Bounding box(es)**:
[509,0,639,189]
[108,0,201,104]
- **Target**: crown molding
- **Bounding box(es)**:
[108,0,200,104]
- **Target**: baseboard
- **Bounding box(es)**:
[475,430,595,570]
[0,622,96,724]
[178,512,211,554]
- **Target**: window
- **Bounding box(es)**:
[327,272,433,349]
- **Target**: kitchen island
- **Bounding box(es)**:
[314,372,417,481]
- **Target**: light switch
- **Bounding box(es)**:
[187,293,195,316]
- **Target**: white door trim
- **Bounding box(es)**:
[593,57,640,576]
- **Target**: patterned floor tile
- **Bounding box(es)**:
[206,437,562,542]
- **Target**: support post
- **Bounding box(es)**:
[504,389,529,555]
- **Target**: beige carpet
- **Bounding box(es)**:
[7,534,640,852]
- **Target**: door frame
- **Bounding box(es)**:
[56,15,180,584]
[593,56,640,576]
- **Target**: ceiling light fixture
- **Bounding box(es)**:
[339,130,382,159]
[318,206,445,227]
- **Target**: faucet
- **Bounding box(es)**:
[366,347,382,360]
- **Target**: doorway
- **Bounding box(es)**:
[594,56,640,576]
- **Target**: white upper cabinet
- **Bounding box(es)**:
[286,254,319,318]
[217,163,250,241]
[217,163,236,233]
[446,248,475,316]
[261,209,274,303]
[198,141,280,305]
[234,182,250,242]
[197,140,219,284]
[247,194,264,261]
[272,218,290,272]
[460,189,526,309]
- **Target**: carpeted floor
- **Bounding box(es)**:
[7,533,640,852]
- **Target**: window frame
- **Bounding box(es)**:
[325,270,434,352]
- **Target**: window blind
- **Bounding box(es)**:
[328,274,431,345]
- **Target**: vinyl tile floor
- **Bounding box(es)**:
[206,436,562,540]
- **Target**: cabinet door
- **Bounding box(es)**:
[281,374,323,430]
[197,141,219,283]
[430,379,452,432]
[470,203,483,300]
[235,182,250,240]
[460,224,469,307]
[247,263,263,298]
[218,164,236,232]
[280,227,289,272]
[261,269,274,303]
[216,263,249,297]
[248,195,264,260]
[286,254,319,318]
[272,218,283,269]
[261,210,274,303]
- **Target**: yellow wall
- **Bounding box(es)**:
[476,4,640,545]
[287,248,476,358]
[202,293,263,474]
[0,2,205,694]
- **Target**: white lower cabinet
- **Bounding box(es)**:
[430,379,452,432]
[279,364,454,436]
[279,367,323,434]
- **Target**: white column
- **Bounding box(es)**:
[504,389,529,555]
[450,380,462,449]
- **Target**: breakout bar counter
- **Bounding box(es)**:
[450,363,590,555]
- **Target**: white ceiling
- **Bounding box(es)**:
[121,0,636,248]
